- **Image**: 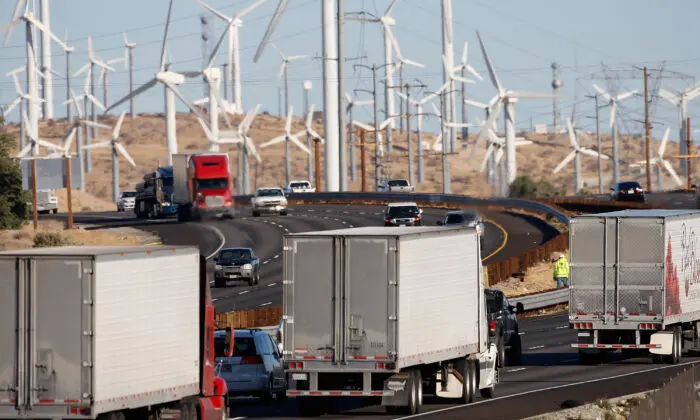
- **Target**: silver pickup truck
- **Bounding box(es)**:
[378,179,415,193]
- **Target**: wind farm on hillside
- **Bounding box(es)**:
[1,0,699,204]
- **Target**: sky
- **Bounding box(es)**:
[2,0,700,145]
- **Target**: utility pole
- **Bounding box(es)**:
[440,89,450,193]
[387,81,426,186]
[643,66,652,192]
[222,63,229,101]
[461,67,469,143]
[688,117,693,190]
[585,94,604,194]
[303,80,313,183]
[359,128,367,192]
[337,0,348,191]
[127,41,135,119]
[398,66,404,135]
[551,62,563,135]
[65,48,72,121]
[200,15,210,99]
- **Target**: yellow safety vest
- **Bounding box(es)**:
[553,257,569,278]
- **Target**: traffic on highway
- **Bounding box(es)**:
[30,186,700,420]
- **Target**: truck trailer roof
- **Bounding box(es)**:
[286,225,476,237]
[0,245,198,257]
[574,209,700,218]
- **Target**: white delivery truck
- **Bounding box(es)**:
[569,209,700,364]
[281,225,498,416]
[34,189,58,214]
[0,245,228,420]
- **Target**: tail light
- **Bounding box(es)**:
[385,218,391,223]
[489,320,497,332]
[241,355,263,365]
[414,217,420,221]
[287,361,304,369]
[196,193,205,203]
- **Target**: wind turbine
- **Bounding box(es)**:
[552,118,609,193]
[351,117,395,185]
[261,106,311,185]
[99,55,126,113]
[345,92,374,180]
[16,108,62,158]
[301,104,325,184]
[631,127,682,189]
[464,96,499,183]
[471,30,556,186]
[658,83,700,179]
[231,105,263,195]
[347,0,423,152]
[123,32,137,118]
[83,112,136,202]
[272,43,308,124]
[197,0,266,114]
[591,83,637,187]
[454,41,483,143]
[105,0,207,166]
[1,0,69,154]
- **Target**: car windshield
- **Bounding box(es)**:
[122,191,137,198]
[485,291,502,314]
[618,182,642,190]
[290,182,309,188]
[388,206,419,217]
[445,213,477,224]
[219,249,252,260]
[388,179,409,187]
[214,334,257,358]
[196,178,228,189]
[257,189,283,197]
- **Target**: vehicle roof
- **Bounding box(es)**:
[575,209,700,218]
[387,178,408,181]
[446,209,478,215]
[0,245,198,257]
[219,247,253,252]
[214,329,258,338]
[289,180,311,184]
[386,201,419,207]
[287,225,473,237]
[256,186,284,191]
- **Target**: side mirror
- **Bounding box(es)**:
[419,209,424,214]
[223,327,234,357]
[516,302,524,314]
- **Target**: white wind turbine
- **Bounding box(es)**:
[471,31,556,186]
[2,0,69,154]
[441,51,478,152]
[347,0,424,152]
[658,83,700,179]
[351,117,395,183]
[105,0,207,166]
[260,106,311,185]
[123,32,137,118]
[454,41,483,143]
[630,127,682,189]
[272,43,308,122]
[83,111,136,202]
[591,84,637,187]
[552,118,609,193]
[345,92,374,180]
[99,54,126,112]
[16,108,62,158]
[197,0,266,114]
[464,95,499,183]
[302,104,325,183]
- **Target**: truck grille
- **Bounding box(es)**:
[205,195,224,207]
[262,201,281,207]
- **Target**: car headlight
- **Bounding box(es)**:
[215,265,222,270]
[243,264,252,270]
[280,200,288,206]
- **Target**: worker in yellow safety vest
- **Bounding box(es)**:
[552,252,569,289]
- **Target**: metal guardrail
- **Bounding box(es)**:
[509,288,569,311]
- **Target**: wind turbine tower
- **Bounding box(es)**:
[551,62,563,134]
[200,15,210,99]
[39,0,53,120]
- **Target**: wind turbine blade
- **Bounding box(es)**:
[105,78,157,113]
[196,116,215,142]
[610,102,617,127]
[430,102,441,118]
[115,142,136,167]
[480,145,495,172]
[290,135,311,154]
[464,99,489,109]
[2,0,24,46]
[285,106,294,133]
[197,1,233,24]
[494,147,505,166]
[309,129,324,143]
[91,58,115,72]
[205,22,231,69]
[73,63,89,78]
[306,104,316,127]
[566,118,578,147]
[615,90,638,102]
[384,0,399,16]
[24,14,70,50]
[658,88,680,105]
[83,140,112,150]
[260,135,286,148]
[113,111,127,139]
[579,147,603,159]
[87,94,106,111]
[352,120,374,132]
[238,0,266,18]
[245,136,262,162]
[62,126,77,152]
[509,91,555,99]
[379,117,394,130]
[383,23,402,58]
[591,84,611,101]
[82,120,111,130]
[659,127,671,157]
[278,61,286,82]
[253,0,289,63]
[662,160,684,187]
[159,0,174,71]
[16,143,32,158]
[452,75,475,85]
[37,139,62,151]
[465,64,483,81]
[475,31,502,93]
[514,139,533,146]
[469,98,503,161]
[242,104,262,134]
[164,81,205,120]
[401,58,425,69]
[553,151,576,174]
[208,79,234,129]
[286,54,308,61]
[460,41,468,65]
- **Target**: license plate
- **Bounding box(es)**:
[292,373,308,381]
[578,332,590,337]
[628,189,635,193]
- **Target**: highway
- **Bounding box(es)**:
[47,201,700,419]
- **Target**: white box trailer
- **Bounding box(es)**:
[282,225,498,415]
[569,209,700,364]
[0,246,202,419]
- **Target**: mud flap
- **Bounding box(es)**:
[381,373,411,407]
[478,343,499,389]
[650,331,674,355]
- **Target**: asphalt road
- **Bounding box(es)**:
[569,191,697,209]
[47,204,700,419]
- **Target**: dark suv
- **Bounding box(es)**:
[611,181,646,203]
[214,247,261,287]
[485,288,523,367]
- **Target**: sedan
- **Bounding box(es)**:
[611,181,646,203]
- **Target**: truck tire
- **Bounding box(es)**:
[395,370,422,415]
[253,210,260,217]
[508,332,523,366]
[178,206,191,223]
[497,336,506,368]
[214,278,226,288]
[458,359,476,404]
[665,326,682,365]
[52,208,57,214]
[180,402,197,420]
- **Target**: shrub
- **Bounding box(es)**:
[34,232,74,248]
[509,175,566,199]
[0,116,29,229]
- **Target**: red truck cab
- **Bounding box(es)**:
[173,153,235,221]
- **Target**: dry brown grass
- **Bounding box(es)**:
[4,112,688,202]
[492,250,570,297]
[0,220,148,252]
[54,189,118,212]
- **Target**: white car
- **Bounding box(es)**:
[284,180,315,194]
[251,187,288,217]
[117,190,137,212]
[378,178,415,193]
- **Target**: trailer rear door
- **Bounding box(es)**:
[283,236,337,361]
[571,216,664,324]
[343,236,396,362]
[0,258,20,412]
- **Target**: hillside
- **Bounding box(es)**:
[4,111,689,203]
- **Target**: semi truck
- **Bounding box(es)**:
[569,209,700,365]
[173,153,235,222]
[134,165,178,219]
[281,225,498,416]
[0,245,230,420]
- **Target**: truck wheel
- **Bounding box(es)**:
[497,337,506,368]
[459,359,476,404]
[214,278,225,288]
[399,370,422,415]
[280,210,288,216]
[665,326,682,365]
[508,333,523,366]
[253,210,260,217]
[52,208,58,214]
[248,277,255,287]
[579,350,602,365]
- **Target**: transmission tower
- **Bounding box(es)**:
[551,62,563,135]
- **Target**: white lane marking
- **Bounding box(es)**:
[519,332,526,335]
[230,417,247,420]
[260,302,272,306]
[527,345,545,350]
[349,224,355,228]
[239,290,249,295]
[273,254,280,259]
[262,260,270,265]
[555,325,568,329]
[325,210,332,213]
[267,283,276,287]
[212,298,219,302]
[394,360,700,419]
[359,212,365,215]
[200,224,226,260]
[506,368,526,373]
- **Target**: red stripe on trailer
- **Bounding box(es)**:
[38,399,54,404]
[288,391,300,395]
[349,392,363,396]
[573,344,662,349]
[286,390,395,396]
[329,391,343,396]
